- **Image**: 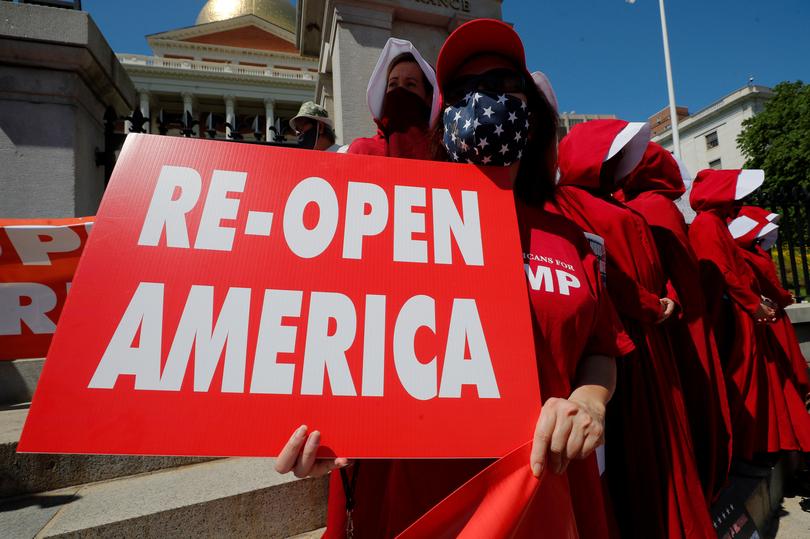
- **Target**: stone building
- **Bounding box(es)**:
[652,84,773,177]
[117,0,319,141]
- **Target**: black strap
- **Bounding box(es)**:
[339,462,360,512]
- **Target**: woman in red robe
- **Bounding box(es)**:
[550,119,715,538]
[732,206,810,402]
[724,208,810,453]
[621,142,732,502]
[688,169,797,461]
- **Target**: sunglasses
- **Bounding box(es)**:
[444,68,527,105]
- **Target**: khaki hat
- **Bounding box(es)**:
[289,101,333,132]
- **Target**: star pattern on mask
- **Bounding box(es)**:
[442,91,530,165]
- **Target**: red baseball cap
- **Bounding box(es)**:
[436,19,530,94]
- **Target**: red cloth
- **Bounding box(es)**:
[347,124,433,161]
[553,121,715,538]
[622,143,732,502]
[397,442,578,539]
[323,202,633,538]
[689,210,769,459]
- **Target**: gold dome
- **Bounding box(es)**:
[196,0,296,32]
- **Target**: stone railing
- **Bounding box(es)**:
[117,54,316,82]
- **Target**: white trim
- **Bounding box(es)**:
[734,169,765,200]
[766,212,780,223]
[728,215,758,239]
[757,222,779,239]
[607,122,652,180]
[759,228,779,250]
[366,38,440,127]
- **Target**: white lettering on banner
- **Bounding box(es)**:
[0,283,57,335]
[158,285,250,392]
[89,282,164,390]
[89,284,499,399]
[139,166,202,248]
[283,177,340,258]
[301,292,358,396]
[250,289,303,394]
[194,171,246,251]
[439,298,499,398]
[393,186,428,263]
[394,295,437,400]
[136,167,484,266]
[343,182,389,259]
[361,294,386,396]
[6,226,81,266]
[432,189,484,266]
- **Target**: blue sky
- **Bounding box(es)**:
[83,0,809,121]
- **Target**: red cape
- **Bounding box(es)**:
[622,143,732,502]
[553,121,715,538]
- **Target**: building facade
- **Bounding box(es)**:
[648,105,690,137]
[653,84,773,177]
[117,0,319,142]
[557,113,618,139]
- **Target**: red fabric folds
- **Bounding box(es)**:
[397,442,578,539]
[622,143,732,502]
[553,121,715,538]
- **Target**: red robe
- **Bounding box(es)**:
[622,143,732,502]
[551,120,715,538]
[730,211,810,452]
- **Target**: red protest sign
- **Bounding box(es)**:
[0,217,94,360]
[19,134,539,458]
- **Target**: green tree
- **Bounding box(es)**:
[737,81,810,196]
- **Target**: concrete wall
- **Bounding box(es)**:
[786,303,810,366]
[0,2,135,218]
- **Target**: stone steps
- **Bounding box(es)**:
[0,457,328,538]
[1,405,214,498]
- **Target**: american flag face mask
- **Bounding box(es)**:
[442,91,530,166]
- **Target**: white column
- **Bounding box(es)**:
[139,91,151,133]
[264,98,276,141]
[182,92,194,136]
[225,95,236,139]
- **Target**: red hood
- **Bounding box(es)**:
[729,205,780,249]
[689,169,765,213]
[622,142,685,201]
[558,119,651,193]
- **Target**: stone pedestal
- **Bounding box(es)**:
[0,2,136,218]
[299,0,503,144]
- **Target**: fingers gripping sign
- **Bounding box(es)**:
[274,425,352,478]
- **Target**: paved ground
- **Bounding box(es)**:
[766,489,810,538]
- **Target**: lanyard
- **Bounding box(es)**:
[340,462,360,539]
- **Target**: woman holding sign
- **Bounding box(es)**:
[276,20,633,538]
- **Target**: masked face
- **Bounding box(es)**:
[297,122,319,149]
[442,91,530,166]
[380,86,431,133]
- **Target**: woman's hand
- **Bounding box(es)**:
[529,396,606,477]
[657,298,675,323]
[754,302,776,323]
[274,425,352,478]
